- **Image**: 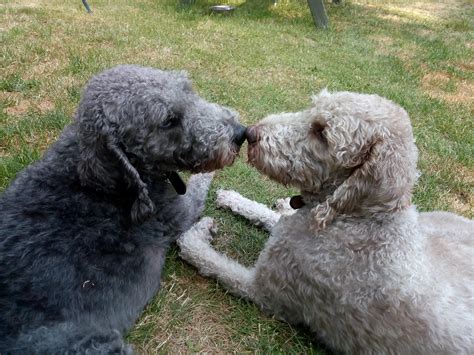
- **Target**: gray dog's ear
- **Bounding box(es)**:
[77,105,121,192]
[106,138,156,224]
[311,132,416,230]
[77,102,156,224]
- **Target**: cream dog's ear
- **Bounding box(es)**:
[310,137,379,230]
[311,129,415,231]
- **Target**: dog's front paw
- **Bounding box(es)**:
[191,216,217,242]
[178,217,217,264]
[178,217,216,247]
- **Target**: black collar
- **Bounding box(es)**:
[167,171,186,195]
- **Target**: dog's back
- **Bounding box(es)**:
[252,207,473,353]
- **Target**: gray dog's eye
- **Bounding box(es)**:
[159,113,181,129]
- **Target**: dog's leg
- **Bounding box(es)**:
[178,217,256,300]
[274,197,297,216]
[216,190,280,232]
[182,172,214,227]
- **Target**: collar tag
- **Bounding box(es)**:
[289,195,305,209]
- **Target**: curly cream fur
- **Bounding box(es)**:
[178,91,473,353]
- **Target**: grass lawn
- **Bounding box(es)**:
[1,0,472,352]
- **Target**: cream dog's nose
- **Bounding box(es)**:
[245,125,259,144]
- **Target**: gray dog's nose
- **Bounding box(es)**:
[245,125,259,144]
[233,124,247,146]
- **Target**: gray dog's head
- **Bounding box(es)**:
[75,65,245,222]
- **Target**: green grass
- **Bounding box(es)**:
[1,0,473,352]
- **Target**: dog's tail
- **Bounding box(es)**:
[2,322,132,355]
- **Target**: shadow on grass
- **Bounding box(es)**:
[173,0,472,43]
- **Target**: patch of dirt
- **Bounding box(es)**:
[456,61,474,72]
[0,91,22,102]
[5,99,30,116]
[384,1,458,23]
[131,271,243,354]
[421,71,474,106]
[0,0,41,9]
[2,97,55,117]
[446,193,474,217]
[371,34,394,55]
[452,81,474,106]
[396,44,419,62]
[0,0,43,31]
[420,154,474,217]
[457,166,474,186]
[363,0,465,25]
[418,28,437,41]
[25,59,62,80]
[0,13,31,32]
[377,13,412,24]
[370,34,418,63]
[372,34,394,46]
[421,71,450,87]
[165,304,234,353]
[38,99,54,113]
[127,46,176,66]
[422,154,474,185]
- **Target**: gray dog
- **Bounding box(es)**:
[0,65,245,354]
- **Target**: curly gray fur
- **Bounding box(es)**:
[0,65,245,354]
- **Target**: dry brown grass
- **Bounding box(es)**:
[419,151,474,217]
[359,0,466,24]
[422,71,474,106]
[131,271,248,354]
